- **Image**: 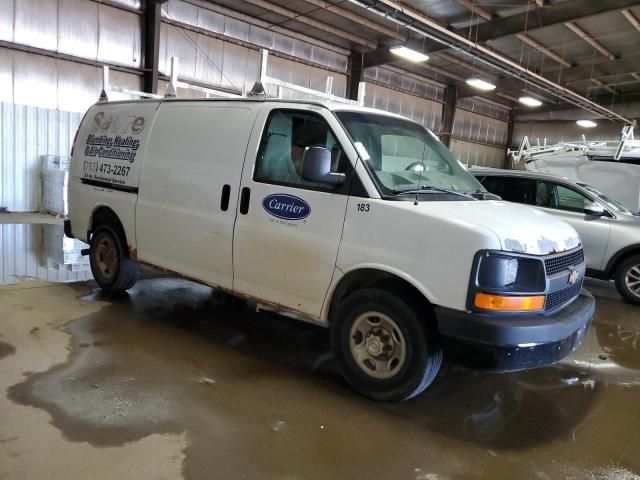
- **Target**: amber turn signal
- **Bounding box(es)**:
[474,292,544,311]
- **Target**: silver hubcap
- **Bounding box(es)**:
[349,312,406,380]
[625,264,640,297]
[95,236,118,281]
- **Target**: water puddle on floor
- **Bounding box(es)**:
[5,276,640,479]
[0,222,92,285]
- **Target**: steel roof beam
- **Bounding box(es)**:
[352,0,631,123]
[514,34,573,68]
[453,0,493,22]
[241,0,377,48]
[301,0,405,40]
[564,22,616,61]
[468,0,640,42]
[621,9,640,32]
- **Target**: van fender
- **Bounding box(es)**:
[321,263,438,322]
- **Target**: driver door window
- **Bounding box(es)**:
[254,110,348,190]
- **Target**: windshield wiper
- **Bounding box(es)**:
[393,185,475,200]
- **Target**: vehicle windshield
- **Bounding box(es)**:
[336,111,483,196]
[577,183,639,215]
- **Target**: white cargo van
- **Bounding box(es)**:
[66,98,595,401]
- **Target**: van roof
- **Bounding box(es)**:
[96,97,407,119]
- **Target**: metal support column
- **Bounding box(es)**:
[441,84,458,147]
[505,109,515,168]
[347,52,364,101]
[143,0,167,95]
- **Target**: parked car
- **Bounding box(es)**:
[473,168,640,304]
[65,98,594,401]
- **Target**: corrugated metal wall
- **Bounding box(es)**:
[449,139,506,168]
[0,0,510,210]
[0,102,81,211]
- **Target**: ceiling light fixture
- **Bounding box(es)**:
[465,77,496,91]
[389,46,429,63]
[576,119,598,128]
[518,96,543,107]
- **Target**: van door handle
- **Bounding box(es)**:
[239,187,251,215]
[220,184,231,211]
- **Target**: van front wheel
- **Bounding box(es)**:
[89,226,140,292]
[332,288,442,402]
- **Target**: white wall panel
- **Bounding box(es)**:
[58,0,99,59]
[57,62,100,113]
[14,0,58,50]
[452,109,508,147]
[162,0,348,73]
[450,139,506,168]
[109,0,141,8]
[0,49,13,104]
[363,83,442,132]
[0,0,14,41]
[97,4,141,67]
[161,25,198,80]
[194,34,224,87]
[0,102,81,212]
[13,52,58,110]
[220,42,260,93]
[197,8,225,34]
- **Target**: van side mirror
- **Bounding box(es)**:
[301,147,345,186]
[584,202,606,217]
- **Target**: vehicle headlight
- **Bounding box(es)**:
[477,255,522,288]
[471,251,546,312]
[505,258,518,286]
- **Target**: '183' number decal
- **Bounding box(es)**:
[356,203,370,212]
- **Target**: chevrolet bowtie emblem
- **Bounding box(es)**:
[568,269,580,285]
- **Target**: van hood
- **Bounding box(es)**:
[410,200,581,255]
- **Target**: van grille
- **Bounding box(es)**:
[545,280,583,311]
[544,249,584,276]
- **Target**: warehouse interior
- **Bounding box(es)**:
[1,1,640,479]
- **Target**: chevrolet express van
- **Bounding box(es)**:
[66,98,595,401]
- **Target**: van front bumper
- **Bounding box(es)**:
[435,291,595,372]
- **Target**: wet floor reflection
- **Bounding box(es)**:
[7,276,640,479]
[0,223,92,285]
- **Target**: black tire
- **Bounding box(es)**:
[89,225,140,293]
[332,288,442,402]
[614,254,640,305]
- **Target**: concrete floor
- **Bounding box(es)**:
[1,223,640,480]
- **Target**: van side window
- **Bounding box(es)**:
[480,176,536,205]
[254,110,349,190]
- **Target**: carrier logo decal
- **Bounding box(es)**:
[262,194,310,220]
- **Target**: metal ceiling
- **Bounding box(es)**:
[210,0,640,123]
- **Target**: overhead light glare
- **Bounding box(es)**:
[465,77,496,91]
[389,46,429,63]
[519,96,543,107]
[576,119,598,128]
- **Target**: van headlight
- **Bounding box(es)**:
[477,255,521,288]
[470,251,546,312]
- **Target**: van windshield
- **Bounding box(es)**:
[336,111,483,197]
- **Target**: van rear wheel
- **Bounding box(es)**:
[614,255,640,305]
[89,226,140,292]
[332,288,442,402]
